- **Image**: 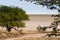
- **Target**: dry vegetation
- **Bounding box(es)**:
[7,33,60,40]
[5,35,60,40]
[0,28,38,40]
[0,28,24,40]
[0,28,60,40]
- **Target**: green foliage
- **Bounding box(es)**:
[0,5,29,32]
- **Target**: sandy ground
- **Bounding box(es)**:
[25,15,54,30]
[5,34,46,40]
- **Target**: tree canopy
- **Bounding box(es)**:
[0,5,29,32]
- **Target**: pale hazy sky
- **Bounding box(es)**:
[0,0,58,14]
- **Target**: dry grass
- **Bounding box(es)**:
[0,29,24,40]
[21,29,39,34]
[12,37,60,40]
[4,33,60,40]
[0,28,60,40]
[0,28,38,40]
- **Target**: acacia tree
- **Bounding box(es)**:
[0,5,29,32]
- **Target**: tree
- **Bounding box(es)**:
[0,5,29,32]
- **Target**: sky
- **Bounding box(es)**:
[0,0,58,14]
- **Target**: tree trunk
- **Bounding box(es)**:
[6,24,12,32]
[6,27,11,32]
